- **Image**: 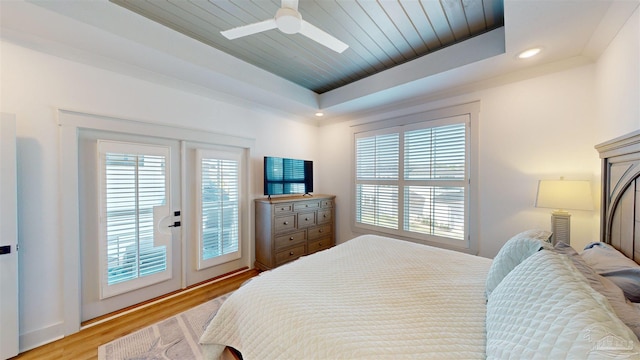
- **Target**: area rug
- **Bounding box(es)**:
[98,293,231,360]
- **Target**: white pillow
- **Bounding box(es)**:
[485,230,552,298]
[486,250,640,359]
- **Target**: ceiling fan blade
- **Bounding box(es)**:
[299,21,349,53]
[221,19,277,40]
[281,0,299,10]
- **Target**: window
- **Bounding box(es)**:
[98,140,172,299]
[196,149,241,269]
[353,103,478,252]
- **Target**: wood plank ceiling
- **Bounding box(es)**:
[110,0,504,94]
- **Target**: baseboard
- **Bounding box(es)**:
[19,321,64,353]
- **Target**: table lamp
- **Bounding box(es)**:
[535,178,593,245]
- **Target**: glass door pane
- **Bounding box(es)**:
[98,141,172,299]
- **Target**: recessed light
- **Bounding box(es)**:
[518,47,542,59]
[315,112,324,117]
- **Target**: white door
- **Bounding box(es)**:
[79,131,182,321]
[0,113,19,359]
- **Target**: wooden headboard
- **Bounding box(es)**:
[596,130,640,263]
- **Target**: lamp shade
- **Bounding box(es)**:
[535,179,593,211]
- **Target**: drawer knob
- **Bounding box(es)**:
[319,242,322,246]
[305,217,309,221]
[289,251,294,256]
[323,214,327,218]
[319,229,323,233]
[289,237,294,241]
[305,204,308,207]
[284,221,289,225]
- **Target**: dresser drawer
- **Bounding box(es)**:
[308,237,332,254]
[274,215,296,233]
[298,211,317,228]
[308,224,332,240]
[294,201,320,212]
[317,209,332,224]
[274,203,293,214]
[275,230,306,250]
[276,244,306,265]
[321,199,333,208]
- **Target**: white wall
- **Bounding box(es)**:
[591,6,640,250]
[0,40,320,350]
[319,64,600,258]
[318,6,640,259]
[594,6,640,144]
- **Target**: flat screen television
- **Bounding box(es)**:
[264,156,313,196]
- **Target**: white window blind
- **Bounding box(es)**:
[403,123,466,240]
[355,132,399,229]
[196,149,241,269]
[354,114,470,248]
[98,141,172,299]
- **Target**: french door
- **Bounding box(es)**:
[79,130,246,321]
[79,131,182,321]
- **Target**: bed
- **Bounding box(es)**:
[201,130,640,359]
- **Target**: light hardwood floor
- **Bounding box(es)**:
[11,269,258,360]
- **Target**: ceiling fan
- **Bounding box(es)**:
[220,0,349,53]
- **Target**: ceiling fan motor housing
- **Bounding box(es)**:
[275,7,302,34]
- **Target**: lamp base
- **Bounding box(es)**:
[550,210,571,245]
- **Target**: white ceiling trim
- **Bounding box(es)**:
[3,1,320,117]
[2,0,638,125]
[583,0,640,59]
[319,27,505,110]
[4,0,505,121]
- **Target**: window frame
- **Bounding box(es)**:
[351,102,479,254]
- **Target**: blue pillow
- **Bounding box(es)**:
[554,241,640,339]
[582,242,640,302]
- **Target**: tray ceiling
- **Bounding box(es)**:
[110,0,504,94]
[5,1,633,122]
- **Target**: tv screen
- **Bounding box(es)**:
[264,156,313,196]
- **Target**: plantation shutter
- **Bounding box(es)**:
[354,115,469,245]
[403,123,466,240]
[197,149,241,269]
[355,132,399,229]
[98,141,172,299]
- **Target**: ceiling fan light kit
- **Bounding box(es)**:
[275,8,302,34]
[220,0,349,54]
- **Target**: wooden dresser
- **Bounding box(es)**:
[255,194,335,270]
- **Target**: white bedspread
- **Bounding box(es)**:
[200,234,492,359]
